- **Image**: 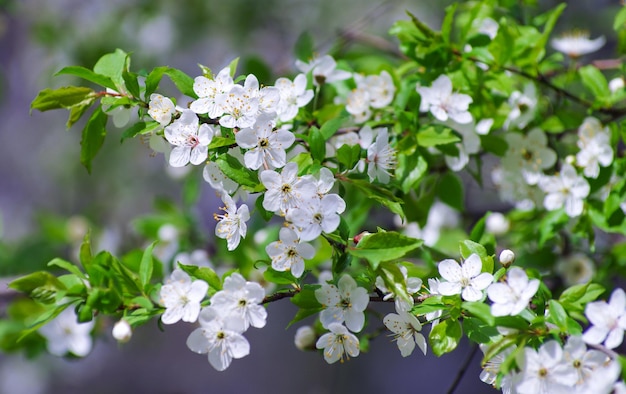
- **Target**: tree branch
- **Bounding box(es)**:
[446,343,479,394]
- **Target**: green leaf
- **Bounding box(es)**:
[319,116,346,140]
[348,230,423,269]
[309,127,326,162]
[459,239,487,259]
[579,65,610,100]
[441,3,457,44]
[294,31,314,62]
[263,268,296,285]
[348,178,404,218]
[30,86,94,112]
[479,135,508,156]
[122,71,140,98]
[67,99,95,129]
[462,301,495,326]
[548,300,568,331]
[412,297,446,316]
[417,126,460,147]
[177,263,221,290]
[79,231,92,268]
[56,66,117,90]
[144,66,166,99]
[164,68,196,98]
[376,262,411,304]
[139,242,156,291]
[436,173,463,211]
[207,136,236,149]
[337,144,361,172]
[615,6,626,31]
[291,285,322,309]
[93,49,128,92]
[539,209,569,247]
[9,271,66,294]
[429,318,462,356]
[227,57,240,78]
[398,152,428,194]
[48,258,85,279]
[80,107,108,173]
[217,154,263,191]
[120,121,161,142]
[463,317,500,344]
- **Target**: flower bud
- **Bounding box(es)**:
[485,212,509,236]
[112,319,132,343]
[294,325,316,351]
[499,249,515,267]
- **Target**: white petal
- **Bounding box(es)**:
[438,259,462,282]
[186,328,209,354]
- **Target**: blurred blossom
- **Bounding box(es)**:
[556,254,595,286]
[394,201,459,247]
[486,212,509,235]
[551,31,605,58]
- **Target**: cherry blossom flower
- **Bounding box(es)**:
[260,162,317,215]
[164,109,215,167]
[562,335,610,389]
[294,325,316,351]
[516,340,577,394]
[575,117,613,179]
[148,93,175,127]
[235,113,295,170]
[355,70,395,109]
[174,249,213,269]
[242,74,281,115]
[502,128,556,185]
[367,128,396,183]
[288,193,345,242]
[39,307,94,357]
[383,308,427,357]
[159,269,209,324]
[190,66,234,118]
[610,77,625,93]
[315,322,360,364]
[556,253,595,286]
[583,288,626,349]
[216,84,259,129]
[209,273,267,330]
[112,319,132,343]
[505,83,537,130]
[214,193,250,251]
[551,31,606,58]
[186,306,250,371]
[274,73,313,122]
[487,267,539,316]
[443,119,486,171]
[345,87,372,123]
[295,54,351,86]
[485,212,510,236]
[538,163,590,218]
[265,227,315,278]
[203,161,239,196]
[478,343,515,386]
[315,274,369,332]
[437,253,493,302]
[417,75,473,124]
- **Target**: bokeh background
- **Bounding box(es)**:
[0,0,618,393]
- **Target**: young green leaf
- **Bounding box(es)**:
[80,107,108,173]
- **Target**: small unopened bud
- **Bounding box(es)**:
[112,319,132,343]
[294,325,316,351]
[565,155,576,165]
[353,231,372,245]
[499,249,516,267]
[485,212,509,236]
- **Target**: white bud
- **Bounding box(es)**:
[499,249,515,267]
[112,319,132,343]
[565,155,576,165]
[609,77,625,93]
[485,212,509,236]
[294,325,316,351]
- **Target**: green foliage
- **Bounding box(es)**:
[348,230,423,270]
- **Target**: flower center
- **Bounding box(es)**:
[259,138,269,148]
[538,367,548,378]
[281,184,292,193]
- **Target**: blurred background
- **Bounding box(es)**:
[0,0,618,393]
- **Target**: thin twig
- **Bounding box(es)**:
[446,343,479,394]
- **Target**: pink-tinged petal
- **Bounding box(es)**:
[582,325,608,345]
[438,281,462,296]
[462,254,483,278]
[471,273,494,291]
[438,259,462,282]
[604,327,624,349]
[462,286,483,301]
[169,146,190,167]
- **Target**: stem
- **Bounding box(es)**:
[446,343,479,394]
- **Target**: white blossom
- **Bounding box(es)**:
[551,31,606,58]
[159,269,208,324]
[538,163,590,218]
[214,193,250,251]
[274,73,313,122]
[502,128,556,185]
[367,128,396,183]
[202,160,239,196]
[486,212,510,236]
[112,319,132,343]
[562,335,611,390]
[164,109,215,167]
[417,75,473,124]
[209,273,267,330]
[505,83,537,130]
[383,308,427,357]
[235,113,295,170]
[147,93,176,127]
[294,325,316,351]
[575,117,613,179]
[610,77,625,93]
[583,288,626,349]
[216,84,259,129]
[556,253,595,286]
[190,66,234,118]
[516,340,577,394]
[437,253,493,301]
[186,306,249,371]
[479,343,515,386]
[39,307,94,357]
[375,265,422,312]
[260,162,317,215]
[288,194,345,242]
[345,87,372,123]
[315,322,360,364]
[295,54,351,86]
[487,267,539,316]
[315,274,369,332]
[265,227,315,278]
